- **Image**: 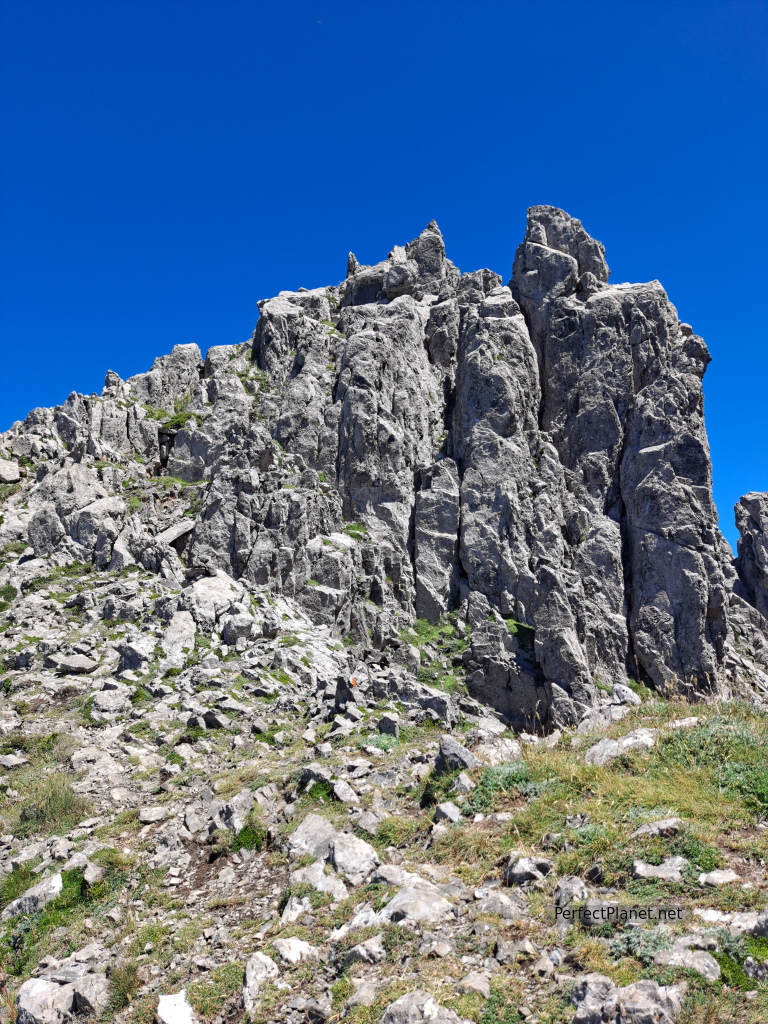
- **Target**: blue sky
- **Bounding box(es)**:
[1,0,766,547]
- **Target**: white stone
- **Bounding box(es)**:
[273,937,320,964]
[242,952,279,1011]
[156,991,197,1024]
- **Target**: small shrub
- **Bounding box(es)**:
[657,715,768,814]
[464,762,532,815]
[0,483,21,504]
[0,581,20,613]
[109,960,141,1009]
[232,810,267,853]
[23,562,92,595]
[342,522,367,540]
[306,779,335,802]
[502,617,535,652]
[670,830,723,873]
[161,411,193,431]
[365,733,398,752]
[420,768,461,808]
[714,952,753,991]
[608,926,673,964]
[479,984,525,1024]
[277,882,332,914]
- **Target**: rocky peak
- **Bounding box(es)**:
[2,208,768,731]
[3,208,768,1024]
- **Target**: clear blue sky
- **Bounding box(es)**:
[1,1,766,548]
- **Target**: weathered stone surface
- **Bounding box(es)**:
[71,974,110,1015]
[5,205,764,730]
[736,493,768,619]
[504,855,554,885]
[584,728,656,766]
[273,937,320,963]
[46,653,98,674]
[0,459,20,483]
[16,979,75,1024]
[632,856,689,884]
[570,972,686,1024]
[379,886,455,926]
[2,872,63,921]
[434,735,480,775]
[654,947,720,981]
[380,990,472,1024]
[243,952,279,1011]
[157,990,197,1024]
[630,818,682,839]
[287,813,338,860]
[433,801,461,824]
[329,833,379,886]
[698,868,741,887]
[4,203,768,1024]
[290,859,348,901]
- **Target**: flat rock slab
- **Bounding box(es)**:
[329,832,379,886]
[16,978,75,1024]
[655,947,721,981]
[242,952,279,1012]
[379,886,455,926]
[3,872,62,921]
[47,654,99,674]
[381,990,472,1024]
[273,937,319,963]
[0,753,28,768]
[585,728,657,766]
[698,868,741,887]
[632,856,689,884]
[138,806,168,824]
[631,817,683,839]
[434,801,462,824]
[456,972,490,999]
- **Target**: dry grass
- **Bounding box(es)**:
[11,773,92,837]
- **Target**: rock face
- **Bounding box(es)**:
[2,205,768,733]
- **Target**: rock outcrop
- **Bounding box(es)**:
[2,205,768,734]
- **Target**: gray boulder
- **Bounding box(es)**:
[570,973,686,1024]
[242,952,279,1011]
[16,979,75,1024]
[434,734,480,776]
[380,990,472,1024]
[287,813,338,860]
[3,872,63,921]
[0,459,20,483]
[329,833,379,885]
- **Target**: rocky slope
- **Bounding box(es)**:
[1,207,768,1024]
